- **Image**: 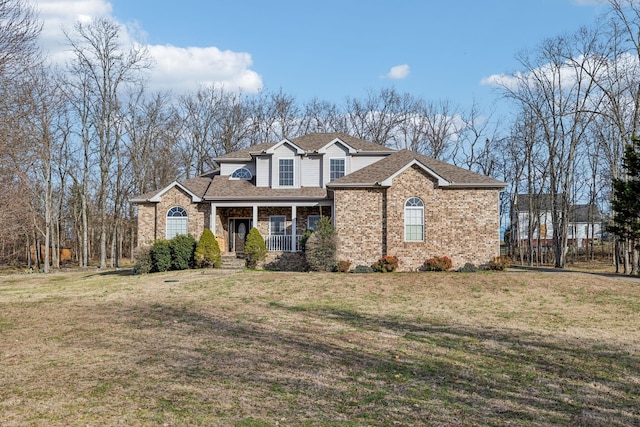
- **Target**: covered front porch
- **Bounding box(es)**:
[209,201,333,254]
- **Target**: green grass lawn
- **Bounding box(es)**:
[0,269,639,426]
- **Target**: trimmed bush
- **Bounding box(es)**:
[244,227,267,269]
[486,255,511,271]
[169,234,196,270]
[457,262,478,273]
[372,255,399,273]
[305,217,337,272]
[195,229,222,268]
[336,260,351,273]
[150,240,171,272]
[423,256,453,271]
[133,246,153,274]
[352,265,374,273]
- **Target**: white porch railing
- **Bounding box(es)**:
[265,234,304,252]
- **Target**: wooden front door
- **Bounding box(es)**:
[230,219,252,253]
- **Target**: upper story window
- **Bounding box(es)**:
[166,206,188,239]
[404,197,424,242]
[279,158,294,187]
[231,167,252,180]
[330,158,345,181]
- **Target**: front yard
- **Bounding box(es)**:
[0,269,638,426]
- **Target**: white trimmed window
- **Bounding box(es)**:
[166,206,188,239]
[330,158,345,181]
[231,167,252,180]
[269,215,286,235]
[307,215,321,231]
[278,158,294,186]
[404,197,424,241]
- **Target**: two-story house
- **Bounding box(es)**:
[512,193,603,250]
[132,132,506,270]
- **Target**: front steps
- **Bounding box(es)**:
[220,254,245,271]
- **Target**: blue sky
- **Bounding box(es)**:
[36,0,608,112]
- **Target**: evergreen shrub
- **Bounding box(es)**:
[150,240,171,272]
[195,229,221,268]
[169,234,196,270]
[305,217,337,272]
[244,227,267,269]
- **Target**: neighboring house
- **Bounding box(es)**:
[131,133,506,271]
[512,194,602,249]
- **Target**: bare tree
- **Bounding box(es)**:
[179,86,220,177]
[65,18,150,268]
[453,101,501,175]
[345,88,413,146]
[499,30,603,268]
[0,0,40,78]
[0,0,41,266]
[21,66,68,273]
[299,98,347,134]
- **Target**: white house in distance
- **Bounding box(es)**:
[512,194,602,250]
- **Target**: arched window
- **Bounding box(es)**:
[231,167,252,180]
[166,206,188,239]
[405,197,424,241]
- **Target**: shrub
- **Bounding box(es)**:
[150,240,171,272]
[169,234,196,270]
[457,262,478,273]
[244,227,267,269]
[133,246,153,274]
[486,255,511,271]
[372,255,399,273]
[194,229,221,268]
[423,256,453,271]
[336,260,351,273]
[299,229,313,252]
[305,217,337,272]
[352,265,374,273]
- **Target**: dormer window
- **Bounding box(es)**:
[279,158,294,187]
[330,158,345,181]
[231,167,252,180]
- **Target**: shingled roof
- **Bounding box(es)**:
[204,176,327,200]
[131,137,504,204]
[290,132,394,153]
[215,132,393,160]
[327,149,505,188]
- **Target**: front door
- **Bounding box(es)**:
[231,219,252,254]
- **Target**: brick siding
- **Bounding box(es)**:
[137,167,501,272]
[334,187,386,267]
[334,165,501,271]
[136,187,209,246]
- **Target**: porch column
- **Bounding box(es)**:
[291,205,297,251]
[210,203,217,236]
[253,205,258,230]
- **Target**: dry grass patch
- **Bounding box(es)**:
[0,269,639,426]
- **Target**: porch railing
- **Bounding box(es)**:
[264,234,304,252]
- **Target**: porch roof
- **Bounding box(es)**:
[203,175,328,201]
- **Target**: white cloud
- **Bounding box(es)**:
[33,0,263,94]
[148,45,263,93]
[386,64,410,80]
[480,73,521,90]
